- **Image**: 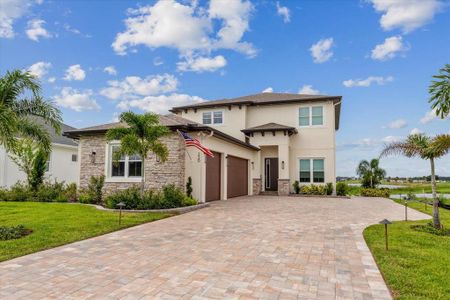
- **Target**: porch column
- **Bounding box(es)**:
[278,144,290,195]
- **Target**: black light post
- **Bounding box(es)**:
[117,202,125,225]
[404,199,408,221]
[379,219,392,251]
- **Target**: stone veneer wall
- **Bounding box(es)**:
[277,179,290,196]
[252,178,261,195]
[79,133,185,196]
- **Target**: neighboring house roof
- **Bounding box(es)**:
[63,114,259,151]
[241,123,298,136]
[29,117,78,147]
[170,92,342,130]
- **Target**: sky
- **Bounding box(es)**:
[1,0,449,177]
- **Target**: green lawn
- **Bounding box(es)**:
[363,201,450,299]
[341,180,450,196]
[0,202,171,262]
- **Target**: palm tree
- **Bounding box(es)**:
[381,134,450,228]
[429,64,450,119]
[356,158,386,188]
[0,70,62,153]
[106,111,170,195]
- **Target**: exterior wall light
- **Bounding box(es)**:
[251,161,254,170]
[89,151,96,164]
[281,160,285,170]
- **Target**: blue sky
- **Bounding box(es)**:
[1,0,449,177]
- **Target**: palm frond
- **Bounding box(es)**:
[16,119,52,153]
[380,141,423,158]
[106,127,132,141]
[429,64,450,119]
[13,97,62,134]
[430,134,450,157]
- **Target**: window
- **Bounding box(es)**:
[299,159,311,182]
[313,159,324,183]
[202,111,223,125]
[311,106,323,126]
[299,158,325,183]
[110,145,142,178]
[298,106,323,127]
[71,154,78,162]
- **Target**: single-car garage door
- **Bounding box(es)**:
[205,151,221,202]
[227,155,248,198]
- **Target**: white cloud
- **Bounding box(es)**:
[28,61,51,78]
[103,66,117,76]
[262,87,273,93]
[369,0,443,33]
[26,19,51,41]
[410,128,422,135]
[310,38,334,63]
[64,64,86,81]
[53,87,100,112]
[112,0,255,61]
[276,2,290,23]
[298,85,320,95]
[63,23,91,38]
[343,76,393,88]
[371,36,408,61]
[382,135,402,143]
[419,109,447,124]
[48,77,56,83]
[0,0,33,38]
[153,56,164,66]
[387,119,407,129]
[177,55,226,73]
[100,74,178,100]
[117,93,205,114]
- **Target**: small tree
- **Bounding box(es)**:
[106,112,170,196]
[381,134,450,228]
[186,176,193,198]
[429,64,450,119]
[356,158,386,188]
[9,139,48,191]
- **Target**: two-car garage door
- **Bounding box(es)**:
[205,153,248,202]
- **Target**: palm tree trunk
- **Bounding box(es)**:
[430,157,441,229]
[140,157,145,197]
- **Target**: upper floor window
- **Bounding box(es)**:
[298,106,323,127]
[202,111,223,125]
[110,145,142,178]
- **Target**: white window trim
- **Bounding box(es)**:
[298,157,325,184]
[202,110,224,125]
[105,142,142,183]
[298,105,325,128]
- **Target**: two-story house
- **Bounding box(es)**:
[64,93,341,203]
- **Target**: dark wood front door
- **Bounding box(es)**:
[265,158,278,191]
[227,155,248,198]
[206,151,221,202]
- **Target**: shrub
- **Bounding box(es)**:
[186,176,193,198]
[35,181,65,202]
[105,186,141,209]
[182,197,198,207]
[0,225,30,240]
[29,149,48,191]
[162,184,185,208]
[65,183,78,202]
[325,183,333,195]
[336,182,349,196]
[85,175,105,204]
[292,181,300,194]
[6,182,33,201]
[300,184,326,195]
[78,192,94,204]
[360,188,390,198]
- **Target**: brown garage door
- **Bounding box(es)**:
[205,151,221,202]
[227,155,248,198]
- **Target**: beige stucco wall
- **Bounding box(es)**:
[180,100,337,193]
[184,131,257,202]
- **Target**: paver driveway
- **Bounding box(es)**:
[0,196,429,299]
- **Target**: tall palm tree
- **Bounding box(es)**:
[429,64,450,119]
[0,70,62,153]
[356,158,386,188]
[381,134,450,228]
[106,112,170,195]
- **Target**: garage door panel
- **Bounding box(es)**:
[205,152,221,202]
[227,156,248,198]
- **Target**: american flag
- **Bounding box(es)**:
[178,131,214,157]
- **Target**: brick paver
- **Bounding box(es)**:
[0,196,429,299]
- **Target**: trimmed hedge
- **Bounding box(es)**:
[360,188,390,198]
[336,182,349,196]
[300,184,326,195]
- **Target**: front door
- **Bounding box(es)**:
[264,158,278,191]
